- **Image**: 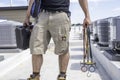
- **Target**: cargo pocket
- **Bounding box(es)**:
[55,23,69,55]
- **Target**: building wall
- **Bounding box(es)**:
[0,9,34,22]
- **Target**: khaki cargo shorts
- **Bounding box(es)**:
[30,10,71,55]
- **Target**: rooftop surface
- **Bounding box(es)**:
[0,28,102,80]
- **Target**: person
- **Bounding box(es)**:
[24,0,91,80]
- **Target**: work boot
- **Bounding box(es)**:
[27,74,40,80]
[57,74,66,80]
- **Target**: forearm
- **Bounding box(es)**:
[26,0,34,18]
[79,0,90,18]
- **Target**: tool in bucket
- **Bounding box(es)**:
[80,26,96,74]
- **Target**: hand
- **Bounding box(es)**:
[23,9,31,27]
[83,17,91,28]
[23,17,30,27]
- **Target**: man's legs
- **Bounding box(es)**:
[59,52,69,73]
[32,54,43,74]
[47,12,70,80]
[27,54,43,80]
[58,51,69,80]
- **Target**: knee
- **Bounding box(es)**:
[32,54,43,57]
[55,47,69,55]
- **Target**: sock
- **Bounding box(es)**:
[33,72,39,76]
[60,72,66,74]
[58,72,66,78]
[60,72,66,76]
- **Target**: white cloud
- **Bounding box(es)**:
[112,8,120,12]
[108,8,120,17]
[112,8,120,16]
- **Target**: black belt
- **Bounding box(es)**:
[41,9,63,13]
[41,9,71,17]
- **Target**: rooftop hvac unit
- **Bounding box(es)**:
[97,20,110,47]
[116,16,120,18]
[108,17,120,50]
[89,23,93,34]
[92,21,99,42]
[0,20,22,48]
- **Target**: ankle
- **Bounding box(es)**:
[60,72,66,76]
[60,72,66,75]
[58,72,66,78]
[33,72,40,76]
[30,72,40,78]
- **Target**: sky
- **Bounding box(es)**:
[0,0,28,7]
[70,0,120,23]
[0,0,120,24]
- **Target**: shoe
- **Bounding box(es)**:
[57,74,66,80]
[27,74,40,80]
